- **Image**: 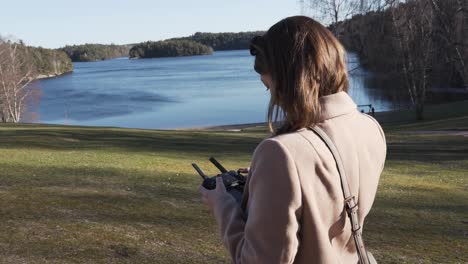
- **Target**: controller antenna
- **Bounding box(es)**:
[209,157,228,173]
[192,163,208,180]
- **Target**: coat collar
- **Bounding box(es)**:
[319,91,357,121]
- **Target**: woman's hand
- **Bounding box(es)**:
[237,167,250,174]
[199,176,229,212]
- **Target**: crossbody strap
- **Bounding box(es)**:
[310,126,371,264]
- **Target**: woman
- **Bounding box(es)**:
[200,16,386,264]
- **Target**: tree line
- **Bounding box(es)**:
[129,31,265,59]
[0,39,74,123]
[303,0,467,120]
[129,39,213,59]
[60,44,130,62]
[60,32,265,61]
[174,31,265,51]
[30,46,73,77]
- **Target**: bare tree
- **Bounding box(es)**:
[387,0,434,120]
[429,0,468,90]
[304,0,361,26]
[367,0,391,12]
[0,40,38,123]
[302,0,389,26]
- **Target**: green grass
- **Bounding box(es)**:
[0,101,467,263]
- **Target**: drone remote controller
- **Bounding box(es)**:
[192,157,246,204]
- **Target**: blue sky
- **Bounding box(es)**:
[1,0,301,48]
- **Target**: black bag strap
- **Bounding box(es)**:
[310,126,371,264]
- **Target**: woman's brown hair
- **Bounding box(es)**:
[250,16,349,135]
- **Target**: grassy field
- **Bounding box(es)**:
[0,101,467,263]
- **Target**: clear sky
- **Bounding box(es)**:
[1,0,302,49]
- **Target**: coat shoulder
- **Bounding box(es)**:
[255,129,318,160]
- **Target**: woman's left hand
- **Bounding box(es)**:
[199,176,229,212]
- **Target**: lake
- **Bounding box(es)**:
[36,50,395,129]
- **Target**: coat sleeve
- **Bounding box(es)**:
[212,138,302,264]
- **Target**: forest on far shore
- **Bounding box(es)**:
[173,31,265,51]
[60,31,265,61]
[129,39,213,59]
[60,44,131,62]
[129,32,266,59]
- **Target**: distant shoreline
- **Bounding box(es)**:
[18,99,468,132]
[35,71,72,80]
[178,122,268,131]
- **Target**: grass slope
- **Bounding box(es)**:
[0,101,467,263]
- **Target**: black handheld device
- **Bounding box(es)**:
[192,157,246,204]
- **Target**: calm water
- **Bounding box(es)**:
[36,50,394,129]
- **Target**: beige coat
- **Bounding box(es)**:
[212,91,387,264]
